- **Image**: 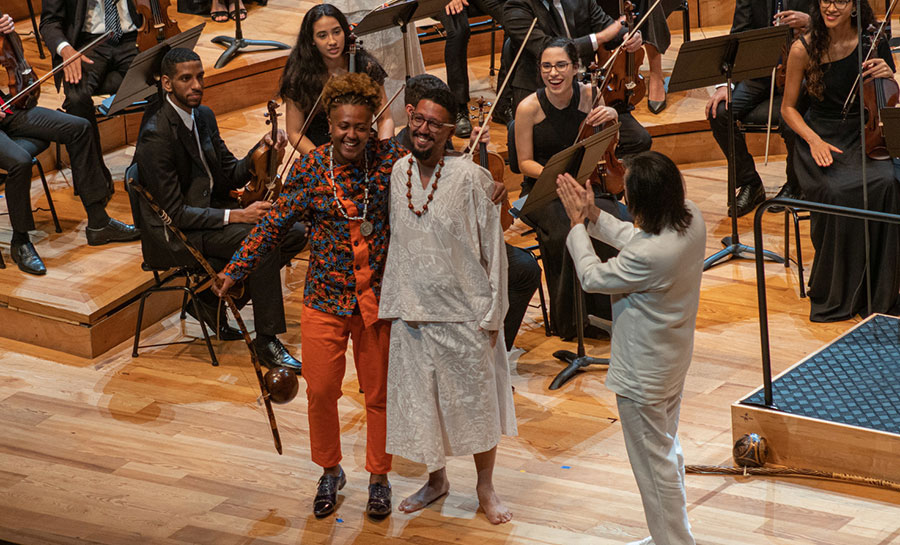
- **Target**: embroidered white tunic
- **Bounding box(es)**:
[380,154,517,471]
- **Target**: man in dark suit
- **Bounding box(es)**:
[40,0,142,190]
[503,0,651,156]
[705,0,811,217]
[134,48,306,371]
[0,12,138,276]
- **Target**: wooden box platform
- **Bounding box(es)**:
[731,314,900,483]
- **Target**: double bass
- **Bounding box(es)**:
[0,8,40,113]
[134,0,181,52]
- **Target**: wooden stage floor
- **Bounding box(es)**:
[2,6,900,545]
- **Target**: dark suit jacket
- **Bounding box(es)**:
[504,0,624,92]
[731,0,811,33]
[39,0,141,68]
[134,99,254,264]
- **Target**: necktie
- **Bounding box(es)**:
[192,120,215,190]
[545,0,569,37]
[104,0,123,44]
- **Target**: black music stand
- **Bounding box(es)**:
[354,0,445,79]
[211,0,290,69]
[669,26,790,270]
[520,125,619,390]
[106,24,206,116]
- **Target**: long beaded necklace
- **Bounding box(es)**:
[328,144,374,237]
[406,155,444,217]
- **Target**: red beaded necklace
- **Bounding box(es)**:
[406,155,444,217]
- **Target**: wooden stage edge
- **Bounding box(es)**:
[731,317,900,484]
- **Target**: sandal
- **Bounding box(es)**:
[210,10,229,22]
[229,8,248,20]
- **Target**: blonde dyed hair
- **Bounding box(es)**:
[322,72,382,115]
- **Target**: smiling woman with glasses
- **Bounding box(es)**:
[780,0,900,322]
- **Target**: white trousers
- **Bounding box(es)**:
[617,393,695,545]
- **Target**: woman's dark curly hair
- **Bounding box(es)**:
[805,0,876,100]
[323,72,382,115]
[279,4,387,113]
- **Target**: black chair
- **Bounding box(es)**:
[124,163,220,366]
[0,137,62,233]
[734,97,810,298]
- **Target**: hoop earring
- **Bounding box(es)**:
[851,8,857,16]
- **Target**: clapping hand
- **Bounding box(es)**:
[557,173,598,228]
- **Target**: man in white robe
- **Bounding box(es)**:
[379,82,517,525]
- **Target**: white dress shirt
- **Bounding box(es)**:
[56,0,137,55]
[542,0,600,50]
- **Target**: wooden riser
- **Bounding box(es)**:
[731,402,900,483]
[0,288,183,359]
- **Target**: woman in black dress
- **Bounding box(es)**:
[514,38,624,340]
[279,4,393,154]
[781,0,900,322]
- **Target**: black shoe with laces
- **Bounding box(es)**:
[313,469,346,518]
[767,183,804,213]
[454,108,473,139]
[365,481,392,519]
[255,336,302,373]
[729,182,766,218]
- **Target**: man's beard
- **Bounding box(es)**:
[411,131,436,161]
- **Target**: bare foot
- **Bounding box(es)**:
[398,480,449,513]
[476,484,512,524]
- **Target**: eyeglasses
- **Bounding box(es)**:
[540,61,572,73]
[820,0,851,8]
[408,112,454,132]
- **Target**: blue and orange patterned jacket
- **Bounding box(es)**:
[223,137,405,325]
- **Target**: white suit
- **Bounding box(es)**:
[566,200,705,545]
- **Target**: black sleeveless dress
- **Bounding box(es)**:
[522,87,628,340]
[794,37,900,322]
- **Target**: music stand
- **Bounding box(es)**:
[520,124,619,391]
[669,26,790,270]
[106,23,206,116]
[354,0,446,79]
[211,0,290,69]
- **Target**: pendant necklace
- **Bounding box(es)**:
[328,145,374,237]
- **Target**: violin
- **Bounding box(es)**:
[0,8,40,113]
[348,32,358,73]
[134,0,181,52]
[470,97,513,231]
[237,100,285,206]
[860,24,900,160]
[579,62,625,195]
[600,0,645,109]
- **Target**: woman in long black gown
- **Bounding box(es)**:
[514,38,623,340]
[781,0,900,322]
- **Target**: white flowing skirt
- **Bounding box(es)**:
[386,320,517,472]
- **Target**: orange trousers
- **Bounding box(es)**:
[300,305,392,475]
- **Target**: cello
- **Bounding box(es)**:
[134,0,181,52]
[0,8,40,113]
[470,97,514,231]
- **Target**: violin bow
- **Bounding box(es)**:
[373,84,404,128]
[840,0,899,117]
[128,179,286,455]
[465,17,538,160]
[4,31,112,109]
[277,83,329,182]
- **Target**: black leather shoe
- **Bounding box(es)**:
[86,218,140,246]
[729,182,766,218]
[11,242,46,275]
[491,101,513,127]
[185,297,243,340]
[255,336,302,373]
[454,109,472,139]
[767,183,804,213]
[313,469,346,518]
[365,482,392,519]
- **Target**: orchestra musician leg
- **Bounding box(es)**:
[504,243,542,351]
[616,111,652,157]
[62,33,139,191]
[435,0,504,138]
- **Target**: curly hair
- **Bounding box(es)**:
[278,4,387,113]
[322,72,382,115]
[804,0,876,100]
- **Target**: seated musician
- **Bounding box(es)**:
[134,48,306,370]
[780,0,900,322]
[436,0,505,137]
[504,0,651,156]
[514,38,624,341]
[0,13,138,275]
[278,4,393,154]
[40,0,142,193]
[705,0,812,217]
